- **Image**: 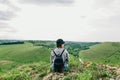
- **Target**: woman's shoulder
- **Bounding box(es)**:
[64,48,68,51]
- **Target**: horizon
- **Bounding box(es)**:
[0,0,120,42]
[0,39,118,42]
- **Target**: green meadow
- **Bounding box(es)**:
[0,41,120,80]
[0,42,50,74]
[80,42,120,66]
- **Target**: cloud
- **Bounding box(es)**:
[88,0,120,28]
[0,0,20,21]
[0,21,18,39]
[94,0,120,8]
[0,11,16,20]
[19,0,74,4]
[1,0,120,41]
[0,34,19,40]
[0,0,20,39]
[0,0,19,10]
[81,0,120,41]
[0,22,17,33]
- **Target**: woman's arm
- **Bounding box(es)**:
[50,51,54,65]
[65,49,69,64]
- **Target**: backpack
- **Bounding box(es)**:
[53,49,65,73]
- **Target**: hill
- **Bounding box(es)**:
[0,42,50,74]
[0,54,120,80]
[28,40,100,57]
[80,42,120,66]
[0,41,120,80]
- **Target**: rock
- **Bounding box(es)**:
[85,62,92,67]
[116,68,120,75]
[43,72,65,80]
[110,78,115,80]
[43,73,53,80]
[99,78,102,80]
[105,65,111,69]
[110,67,117,70]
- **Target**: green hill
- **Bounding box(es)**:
[0,42,120,80]
[80,42,120,66]
[0,52,119,80]
[0,55,81,80]
[0,42,50,74]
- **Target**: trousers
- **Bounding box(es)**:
[50,64,68,70]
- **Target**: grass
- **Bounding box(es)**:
[0,51,118,80]
[80,42,120,65]
[0,62,50,80]
[0,55,82,80]
[0,42,120,80]
[0,42,50,74]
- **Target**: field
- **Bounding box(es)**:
[80,42,120,66]
[0,42,50,74]
[0,40,120,80]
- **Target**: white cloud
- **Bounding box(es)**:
[19,0,74,4]
[0,0,20,21]
[0,0,120,41]
[0,0,20,39]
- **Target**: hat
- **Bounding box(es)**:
[56,39,65,45]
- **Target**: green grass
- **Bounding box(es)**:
[80,42,120,65]
[0,42,50,74]
[0,55,117,80]
[0,61,50,80]
[0,42,120,80]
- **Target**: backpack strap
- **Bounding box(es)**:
[53,49,65,57]
[60,49,65,57]
[53,51,58,57]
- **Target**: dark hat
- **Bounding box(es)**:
[56,39,65,45]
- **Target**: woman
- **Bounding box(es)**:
[50,39,69,72]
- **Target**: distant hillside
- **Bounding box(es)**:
[0,40,99,74]
[28,40,100,57]
[80,42,120,66]
[0,40,24,45]
[0,42,50,74]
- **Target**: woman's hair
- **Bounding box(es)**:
[57,43,62,48]
[56,39,65,48]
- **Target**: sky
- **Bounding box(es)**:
[0,0,120,42]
